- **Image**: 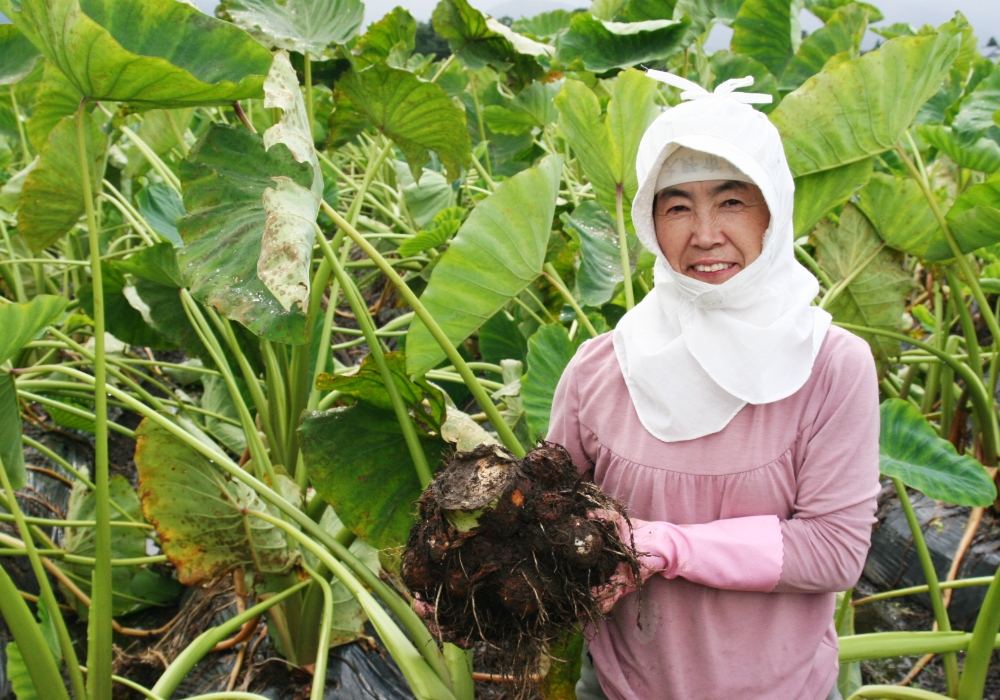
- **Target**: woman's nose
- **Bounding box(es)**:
[689,212,726,249]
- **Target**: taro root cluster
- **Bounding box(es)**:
[402,442,641,680]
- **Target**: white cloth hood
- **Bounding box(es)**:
[612,74,831,442]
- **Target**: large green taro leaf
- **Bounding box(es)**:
[18,112,105,252]
[315,352,446,432]
[856,172,950,261]
[813,204,914,372]
[555,14,689,73]
[779,2,868,93]
[946,175,1000,253]
[350,6,416,69]
[770,31,961,176]
[479,309,528,367]
[300,404,449,551]
[522,323,584,441]
[0,373,28,491]
[731,0,799,79]
[555,69,658,230]
[879,399,996,507]
[176,125,311,344]
[405,155,561,375]
[25,61,83,153]
[114,243,210,361]
[135,184,185,247]
[562,201,623,307]
[0,25,41,86]
[135,418,298,585]
[953,67,1000,139]
[0,0,273,107]
[0,294,67,366]
[79,264,176,350]
[61,476,182,618]
[222,0,364,55]
[339,62,470,182]
[432,0,543,89]
[793,157,872,237]
[511,9,575,37]
[919,125,1000,174]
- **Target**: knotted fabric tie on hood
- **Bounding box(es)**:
[612,72,832,443]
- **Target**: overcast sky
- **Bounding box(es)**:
[4,0,998,52]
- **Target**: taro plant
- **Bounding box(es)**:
[1,0,1000,699]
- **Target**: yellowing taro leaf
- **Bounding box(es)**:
[771,30,961,176]
[813,204,915,372]
[135,417,298,585]
[257,51,322,313]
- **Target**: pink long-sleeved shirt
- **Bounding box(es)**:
[547,327,881,700]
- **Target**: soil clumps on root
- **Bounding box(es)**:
[402,441,641,689]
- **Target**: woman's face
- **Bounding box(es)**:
[653,179,771,284]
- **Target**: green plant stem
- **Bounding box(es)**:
[615,185,634,310]
[9,84,31,165]
[47,362,450,688]
[181,294,276,483]
[0,562,71,700]
[896,140,1000,418]
[0,217,27,302]
[837,322,999,464]
[304,51,314,142]
[838,630,1000,663]
[248,511,457,700]
[470,87,492,179]
[318,230,434,487]
[892,478,959,695]
[348,139,395,226]
[835,587,854,632]
[0,453,85,700]
[302,564,332,700]
[852,577,996,607]
[79,98,113,700]
[151,581,310,699]
[321,201,525,457]
[469,150,496,191]
[945,267,983,376]
[443,646,474,700]
[847,688,951,700]
[116,123,181,193]
[542,263,598,338]
[0,512,151,529]
[957,555,1000,698]
[308,232,347,413]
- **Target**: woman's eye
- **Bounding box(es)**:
[722,199,743,207]
[667,205,688,214]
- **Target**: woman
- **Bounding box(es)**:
[547,74,881,700]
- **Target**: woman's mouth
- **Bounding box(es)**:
[691,262,736,273]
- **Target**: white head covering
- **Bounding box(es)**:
[612,73,831,442]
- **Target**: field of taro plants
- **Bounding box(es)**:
[1,0,1000,697]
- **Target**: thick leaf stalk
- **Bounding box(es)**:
[957,556,1000,698]
[317,230,434,487]
[892,478,959,694]
[0,452,82,700]
[0,560,70,700]
[78,97,113,700]
[151,581,310,699]
[320,201,526,457]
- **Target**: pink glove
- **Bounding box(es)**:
[593,513,783,612]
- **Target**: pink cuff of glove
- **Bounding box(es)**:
[627,515,783,593]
